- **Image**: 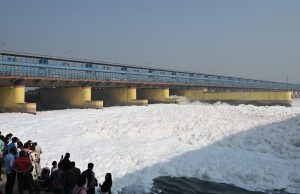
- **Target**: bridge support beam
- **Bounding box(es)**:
[170,89,204,101]
[92,87,148,107]
[40,87,103,110]
[0,86,36,113]
[137,88,180,104]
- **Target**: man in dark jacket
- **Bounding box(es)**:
[82,163,96,194]
[59,153,71,172]
[67,161,81,193]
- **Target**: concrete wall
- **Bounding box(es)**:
[92,87,148,107]
[170,89,204,101]
[138,88,180,103]
[203,91,291,102]
[40,87,103,109]
[0,86,36,113]
[170,89,291,106]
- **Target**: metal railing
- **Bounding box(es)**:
[1,51,300,90]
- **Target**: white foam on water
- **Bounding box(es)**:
[1,102,300,193]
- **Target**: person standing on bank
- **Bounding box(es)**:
[5,147,17,194]
[32,142,42,176]
[99,173,112,194]
[82,163,96,194]
[13,150,33,194]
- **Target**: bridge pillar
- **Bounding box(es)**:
[137,88,180,103]
[170,89,204,101]
[0,86,36,114]
[92,87,148,107]
[40,87,103,110]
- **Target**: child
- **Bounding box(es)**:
[51,161,58,175]
[99,173,112,194]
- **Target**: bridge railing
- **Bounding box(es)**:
[1,52,300,90]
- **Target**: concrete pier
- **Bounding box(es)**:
[0,86,36,113]
[138,88,180,104]
[40,87,103,110]
[92,87,148,107]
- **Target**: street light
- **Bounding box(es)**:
[286,75,289,91]
[62,50,72,66]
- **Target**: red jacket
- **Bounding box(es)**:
[14,156,32,173]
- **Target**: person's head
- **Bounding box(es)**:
[70,161,75,168]
[12,137,19,143]
[105,173,112,182]
[4,136,9,144]
[10,147,17,154]
[19,150,26,157]
[6,133,13,138]
[88,163,94,170]
[65,153,70,159]
[52,161,57,167]
[17,141,23,149]
[32,142,37,146]
[0,135,4,141]
[77,174,87,187]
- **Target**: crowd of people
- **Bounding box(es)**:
[0,132,112,194]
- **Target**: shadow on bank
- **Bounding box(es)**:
[115,112,300,194]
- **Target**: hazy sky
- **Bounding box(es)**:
[1,1,300,83]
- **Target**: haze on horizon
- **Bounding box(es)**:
[0,0,299,83]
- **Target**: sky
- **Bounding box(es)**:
[0,0,300,83]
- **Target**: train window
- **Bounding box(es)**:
[86,63,93,68]
[8,57,16,62]
[148,70,153,73]
[39,58,48,64]
[121,67,127,71]
[171,72,176,75]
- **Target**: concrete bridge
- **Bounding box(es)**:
[1,51,299,113]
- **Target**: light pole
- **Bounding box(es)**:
[63,50,72,65]
[286,75,289,91]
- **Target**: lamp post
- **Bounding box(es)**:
[63,50,72,66]
[286,75,289,91]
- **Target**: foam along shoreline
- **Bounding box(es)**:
[0,101,300,193]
